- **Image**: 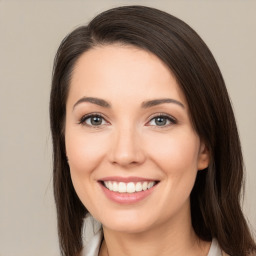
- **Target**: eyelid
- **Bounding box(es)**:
[78,112,110,127]
[78,112,177,128]
[146,112,177,126]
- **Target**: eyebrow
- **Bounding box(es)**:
[141,98,185,108]
[73,97,111,110]
[73,97,184,110]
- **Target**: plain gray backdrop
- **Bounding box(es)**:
[0,1,255,255]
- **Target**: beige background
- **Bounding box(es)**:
[0,0,255,255]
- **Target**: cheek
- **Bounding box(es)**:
[144,129,200,209]
[145,129,200,174]
[65,130,108,175]
[65,130,109,209]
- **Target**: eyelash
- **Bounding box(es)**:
[78,112,177,128]
[78,113,108,128]
[147,113,177,127]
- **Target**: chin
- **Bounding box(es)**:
[98,210,158,234]
[103,221,153,234]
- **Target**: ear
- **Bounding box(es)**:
[197,142,210,171]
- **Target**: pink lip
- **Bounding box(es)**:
[98,180,158,204]
[99,176,157,183]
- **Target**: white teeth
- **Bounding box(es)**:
[119,182,126,193]
[112,182,118,192]
[108,182,113,191]
[135,182,143,192]
[103,181,156,193]
[142,182,148,191]
[147,182,154,189]
[127,182,136,193]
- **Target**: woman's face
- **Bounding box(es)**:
[65,45,209,233]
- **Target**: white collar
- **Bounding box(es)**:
[81,214,102,256]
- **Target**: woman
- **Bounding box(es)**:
[50,5,256,256]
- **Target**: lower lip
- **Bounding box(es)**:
[99,182,158,204]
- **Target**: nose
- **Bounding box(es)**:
[108,126,146,167]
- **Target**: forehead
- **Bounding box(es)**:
[68,44,186,106]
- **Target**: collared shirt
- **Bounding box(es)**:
[81,214,224,256]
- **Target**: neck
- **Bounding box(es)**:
[99,206,210,256]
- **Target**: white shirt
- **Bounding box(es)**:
[81,214,223,256]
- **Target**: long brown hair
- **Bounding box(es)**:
[50,5,256,256]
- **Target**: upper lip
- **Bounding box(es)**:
[99,176,159,183]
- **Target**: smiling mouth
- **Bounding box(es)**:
[101,181,159,193]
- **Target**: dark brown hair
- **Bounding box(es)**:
[50,5,256,256]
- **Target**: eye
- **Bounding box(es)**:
[79,114,108,127]
[147,114,176,127]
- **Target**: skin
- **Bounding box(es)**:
[65,44,210,256]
